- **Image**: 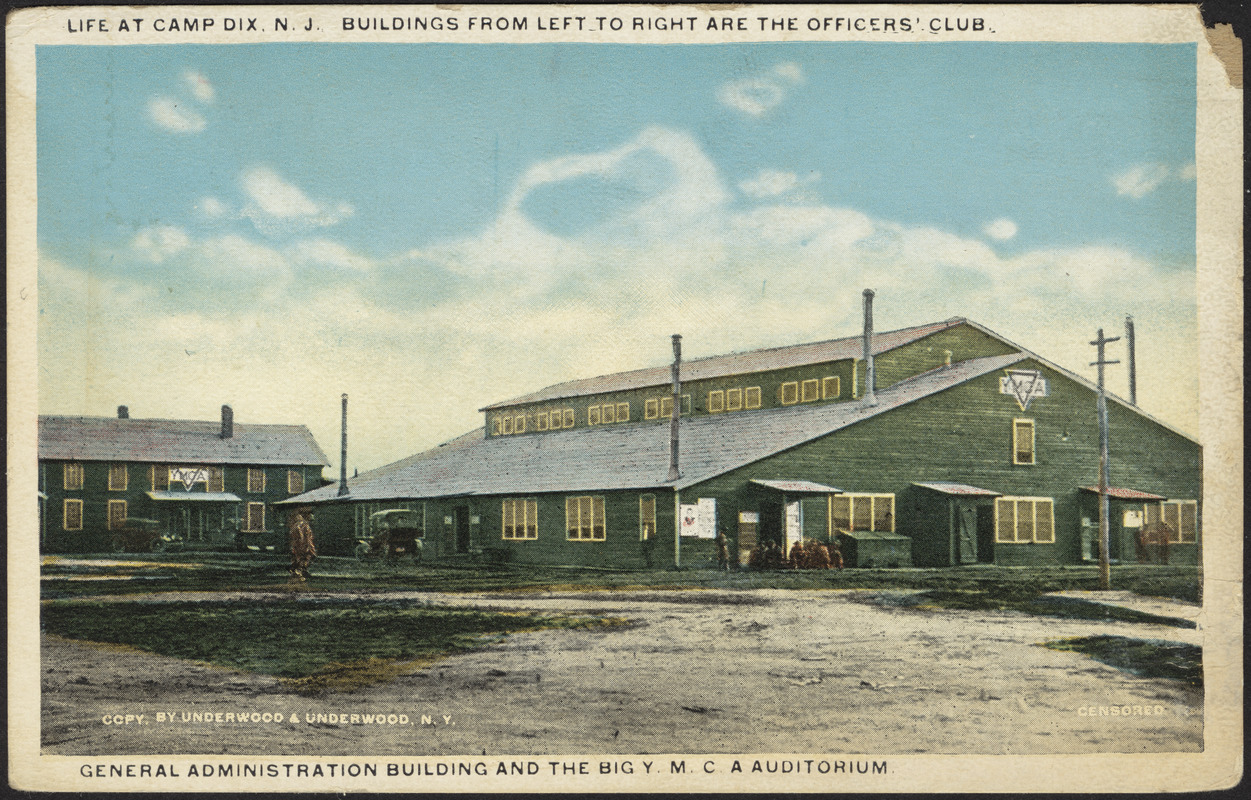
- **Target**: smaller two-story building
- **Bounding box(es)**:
[38,405,329,552]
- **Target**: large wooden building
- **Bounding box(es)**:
[38,406,329,552]
[287,311,1201,569]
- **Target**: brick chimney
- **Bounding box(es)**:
[862,289,877,406]
[220,405,234,439]
[117,405,129,419]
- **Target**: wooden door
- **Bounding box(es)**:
[957,503,978,564]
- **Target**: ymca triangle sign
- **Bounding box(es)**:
[999,369,1048,411]
[169,467,210,490]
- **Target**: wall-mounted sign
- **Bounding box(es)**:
[680,498,717,538]
[739,511,759,524]
[169,467,210,490]
[443,516,453,525]
[999,369,1048,411]
[1123,509,1144,527]
[470,515,481,525]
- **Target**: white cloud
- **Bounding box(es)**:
[983,218,1019,241]
[131,226,191,262]
[1177,162,1196,181]
[240,166,355,235]
[730,169,820,199]
[184,70,215,103]
[43,127,1198,470]
[197,196,228,218]
[1112,163,1175,199]
[148,97,206,133]
[717,62,804,117]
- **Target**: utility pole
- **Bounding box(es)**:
[1090,329,1121,590]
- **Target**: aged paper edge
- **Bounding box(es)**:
[6,3,1243,793]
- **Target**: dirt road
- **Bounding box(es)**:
[41,589,1202,755]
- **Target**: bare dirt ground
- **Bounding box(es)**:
[41,589,1202,756]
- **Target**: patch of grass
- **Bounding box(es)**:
[41,598,616,693]
[1043,635,1202,686]
[862,589,1195,628]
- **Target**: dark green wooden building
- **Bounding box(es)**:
[285,316,1201,569]
[38,406,329,552]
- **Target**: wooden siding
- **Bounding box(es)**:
[39,461,326,552]
[684,358,1200,567]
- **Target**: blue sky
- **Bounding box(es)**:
[37,42,1198,471]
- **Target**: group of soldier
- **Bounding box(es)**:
[731,535,846,571]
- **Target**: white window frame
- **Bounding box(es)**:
[108,463,128,491]
[780,381,799,405]
[828,493,895,534]
[247,467,266,493]
[563,409,575,428]
[287,469,304,494]
[63,498,84,531]
[645,398,659,420]
[745,386,762,409]
[566,495,606,541]
[726,388,742,411]
[708,390,725,413]
[616,402,629,422]
[1159,499,1199,543]
[639,494,656,541]
[801,378,820,403]
[822,376,841,400]
[1013,418,1036,465]
[602,403,616,424]
[502,498,539,540]
[244,502,266,533]
[107,499,128,531]
[994,496,1054,543]
[64,462,84,491]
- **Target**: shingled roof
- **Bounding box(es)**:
[287,352,1026,504]
[481,318,966,410]
[38,416,330,466]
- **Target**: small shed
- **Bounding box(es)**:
[835,530,912,568]
[911,482,1001,566]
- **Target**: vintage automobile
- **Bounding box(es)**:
[357,509,424,560]
[108,518,178,553]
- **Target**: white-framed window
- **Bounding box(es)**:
[745,386,762,409]
[108,463,128,491]
[502,498,538,540]
[1149,499,1198,543]
[566,495,606,541]
[491,416,503,436]
[244,502,266,533]
[829,493,895,533]
[247,468,266,493]
[602,403,616,424]
[660,396,673,418]
[536,411,549,431]
[501,415,513,435]
[639,494,656,541]
[801,378,820,403]
[588,405,601,425]
[63,499,83,531]
[514,414,526,434]
[562,409,575,428]
[822,376,841,399]
[994,497,1054,543]
[1013,418,1036,465]
[63,462,84,491]
[726,388,742,411]
[208,467,224,493]
[645,398,659,420]
[287,470,304,494]
[107,499,128,531]
[616,402,629,422]
[780,381,799,405]
[708,390,725,413]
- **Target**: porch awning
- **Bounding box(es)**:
[1079,486,1165,501]
[914,482,1001,497]
[750,479,841,494]
[835,530,909,541]
[146,491,242,502]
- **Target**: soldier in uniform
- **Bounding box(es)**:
[715,531,731,571]
[289,507,316,580]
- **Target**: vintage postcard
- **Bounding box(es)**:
[7,3,1243,793]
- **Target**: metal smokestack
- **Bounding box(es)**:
[337,393,350,497]
[1125,315,1137,406]
[862,289,877,405]
[220,405,233,438]
[667,334,682,482]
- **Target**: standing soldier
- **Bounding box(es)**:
[715,531,731,572]
[289,507,316,580]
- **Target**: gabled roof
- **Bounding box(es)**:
[38,416,330,466]
[286,353,1026,504]
[481,318,966,410]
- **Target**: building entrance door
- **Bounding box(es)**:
[957,503,978,564]
[454,506,471,553]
